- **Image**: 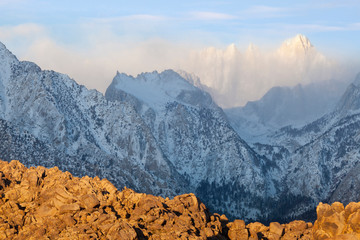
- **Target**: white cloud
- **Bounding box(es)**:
[190,11,237,20]
[89,14,167,24]
[0,23,357,109]
[349,23,360,30]
[14,33,191,94]
[282,24,344,32]
[182,37,355,107]
[241,5,290,19]
[245,5,285,14]
[0,0,26,6]
[0,23,45,39]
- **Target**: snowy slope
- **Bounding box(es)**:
[225,80,345,144]
[2,40,360,224]
[222,35,347,144]
[0,42,187,197]
[1,42,274,221]
[251,74,360,220]
[106,70,277,220]
[267,73,360,149]
[281,112,360,219]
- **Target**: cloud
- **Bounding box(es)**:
[1,23,358,108]
[245,5,285,14]
[241,5,290,19]
[0,23,45,39]
[0,0,25,6]
[182,38,355,107]
[89,14,167,24]
[190,11,237,20]
[10,27,192,94]
[349,23,360,30]
[282,24,344,32]
[311,0,360,9]
[273,23,360,33]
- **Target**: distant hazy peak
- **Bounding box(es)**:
[225,43,238,54]
[109,69,213,109]
[245,43,260,60]
[353,72,360,87]
[176,69,202,87]
[247,43,258,52]
[279,34,314,56]
[284,34,313,49]
[113,69,181,84]
[334,73,360,115]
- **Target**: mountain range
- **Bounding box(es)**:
[0,36,359,223]
[186,34,344,108]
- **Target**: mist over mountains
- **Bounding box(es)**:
[1,34,360,223]
[185,34,352,108]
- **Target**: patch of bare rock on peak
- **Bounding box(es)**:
[0,160,359,240]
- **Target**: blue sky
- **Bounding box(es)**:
[1,0,360,51]
[0,0,359,97]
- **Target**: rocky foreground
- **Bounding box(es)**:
[0,160,359,239]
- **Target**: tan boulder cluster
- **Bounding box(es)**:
[313,202,360,240]
[228,220,312,240]
[0,160,359,240]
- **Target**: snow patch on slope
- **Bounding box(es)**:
[111,70,201,110]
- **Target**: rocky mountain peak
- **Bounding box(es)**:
[0,41,18,64]
[245,43,260,59]
[278,34,314,57]
[284,34,313,50]
[335,73,360,115]
[225,43,238,55]
[176,69,202,87]
[353,72,360,87]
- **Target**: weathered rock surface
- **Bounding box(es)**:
[313,202,360,240]
[0,160,226,239]
[0,159,359,240]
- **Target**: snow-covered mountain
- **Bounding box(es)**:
[0,41,276,221]
[2,40,360,224]
[0,41,187,197]
[249,74,360,220]
[266,73,360,149]
[105,70,276,220]
[213,35,350,144]
[186,34,340,107]
[225,79,345,144]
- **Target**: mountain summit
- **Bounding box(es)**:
[186,34,338,108]
[1,41,360,224]
[106,69,272,221]
[279,34,314,56]
[107,70,213,109]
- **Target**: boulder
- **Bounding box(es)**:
[2,159,360,240]
[269,222,284,236]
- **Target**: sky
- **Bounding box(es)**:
[0,0,360,106]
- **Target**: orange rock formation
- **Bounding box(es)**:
[0,160,359,239]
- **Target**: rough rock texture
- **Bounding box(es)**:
[105,70,272,221]
[0,160,227,239]
[1,41,360,223]
[7,159,360,240]
[0,41,188,200]
[313,202,360,240]
[0,39,270,222]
